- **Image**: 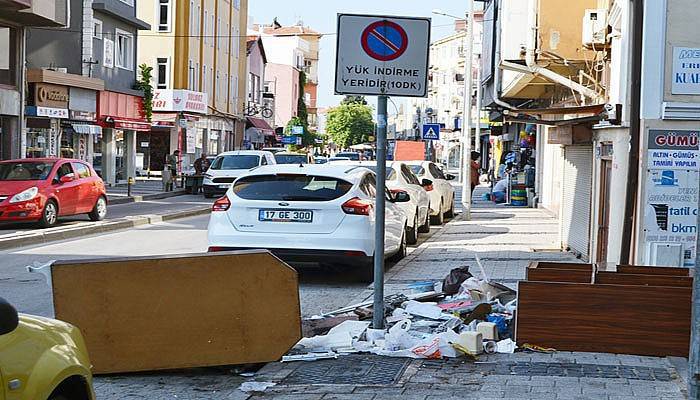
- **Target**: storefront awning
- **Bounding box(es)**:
[71,123,102,135]
[151,112,178,127]
[246,117,275,136]
[503,104,607,126]
[112,118,151,132]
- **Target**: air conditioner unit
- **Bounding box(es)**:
[582,9,608,47]
[645,242,684,267]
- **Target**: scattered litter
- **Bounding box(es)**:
[239,372,255,377]
[442,266,473,295]
[281,352,339,362]
[404,300,443,319]
[476,322,498,341]
[238,381,276,392]
[26,261,55,287]
[407,281,436,294]
[483,340,497,354]
[521,343,557,353]
[496,338,517,354]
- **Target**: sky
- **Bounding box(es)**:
[248,1,471,112]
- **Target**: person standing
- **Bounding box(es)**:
[192,153,210,194]
[470,151,481,196]
[164,150,180,191]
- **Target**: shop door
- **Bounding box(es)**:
[149,132,170,172]
[560,145,593,261]
[596,159,613,262]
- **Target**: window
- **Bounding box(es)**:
[189,1,194,35]
[209,67,213,101]
[72,163,91,179]
[195,62,200,90]
[217,17,221,49]
[115,29,134,70]
[233,27,239,57]
[55,163,74,180]
[93,19,103,39]
[188,60,194,89]
[428,163,446,179]
[232,175,353,201]
[203,10,208,43]
[0,26,17,86]
[202,66,207,97]
[158,0,171,32]
[210,15,214,47]
[215,72,220,100]
[157,58,169,89]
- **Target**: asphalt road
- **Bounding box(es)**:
[0,213,370,318]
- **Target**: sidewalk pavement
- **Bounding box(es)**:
[240,186,688,400]
[107,178,186,204]
[0,194,212,250]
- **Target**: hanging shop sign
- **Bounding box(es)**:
[69,110,97,121]
[26,106,69,119]
[647,129,700,170]
[153,90,208,114]
[671,47,700,95]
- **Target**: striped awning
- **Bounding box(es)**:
[71,123,102,135]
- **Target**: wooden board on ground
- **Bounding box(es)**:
[52,251,301,374]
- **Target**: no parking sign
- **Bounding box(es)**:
[335,14,430,97]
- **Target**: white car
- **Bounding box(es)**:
[405,161,456,225]
[203,150,276,198]
[207,164,410,281]
[330,160,431,245]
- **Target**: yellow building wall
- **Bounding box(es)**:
[538,0,598,61]
[234,0,248,117]
[136,0,176,88]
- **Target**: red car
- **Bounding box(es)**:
[0,158,107,227]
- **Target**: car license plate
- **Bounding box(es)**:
[259,209,313,223]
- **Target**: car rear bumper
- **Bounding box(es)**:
[208,247,372,267]
[203,184,229,197]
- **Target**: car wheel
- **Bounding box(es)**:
[88,196,107,221]
[38,200,58,228]
[418,207,431,233]
[430,200,444,225]
[389,230,407,262]
[406,213,418,245]
[445,195,456,219]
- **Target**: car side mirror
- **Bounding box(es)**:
[392,190,411,203]
[0,297,19,336]
[59,174,75,184]
[421,178,433,187]
[445,173,456,181]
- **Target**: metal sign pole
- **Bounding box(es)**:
[460,0,475,220]
[373,94,388,330]
[690,142,700,396]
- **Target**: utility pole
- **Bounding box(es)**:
[373,94,388,330]
[460,0,475,219]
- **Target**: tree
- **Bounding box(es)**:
[281,71,317,149]
[326,102,375,148]
[341,95,368,106]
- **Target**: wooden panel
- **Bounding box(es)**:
[595,272,692,287]
[516,281,691,356]
[526,268,592,283]
[27,69,104,91]
[52,251,301,374]
[617,265,690,276]
[529,261,593,271]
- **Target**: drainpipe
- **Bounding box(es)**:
[491,0,514,110]
[619,0,643,264]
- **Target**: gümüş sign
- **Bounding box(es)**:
[335,14,430,97]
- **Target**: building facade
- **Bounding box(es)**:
[137,0,248,173]
[25,0,150,185]
[0,0,69,160]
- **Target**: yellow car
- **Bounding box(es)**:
[0,297,94,400]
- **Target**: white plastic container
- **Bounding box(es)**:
[477,322,499,341]
[456,331,483,355]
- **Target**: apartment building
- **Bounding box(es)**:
[0,0,69,160]
[137,0,248,172]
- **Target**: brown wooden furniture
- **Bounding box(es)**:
[52,251,301,374]
[517,261,691,357]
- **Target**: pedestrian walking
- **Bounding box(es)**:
[470,151,481,196]
[192,153,210,194]
[163,150,180,192]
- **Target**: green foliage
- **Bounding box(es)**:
[281,71,317,150]
[326,102,375,148]
[341,95,368,106]
[136,64,154,122]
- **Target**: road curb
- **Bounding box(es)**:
[0,207,211,251]
[108,189,187,205]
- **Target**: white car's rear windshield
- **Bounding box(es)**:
[233,174,353,201]
[210,155,260,170]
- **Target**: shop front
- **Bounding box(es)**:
[245,117,275,149]
[96,91,149,185]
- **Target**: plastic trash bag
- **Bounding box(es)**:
[441,266,473,295]
[404,300,443,319]
[239,382,276,392]
[384,319,419,351]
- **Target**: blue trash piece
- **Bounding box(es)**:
[487,314,509,335]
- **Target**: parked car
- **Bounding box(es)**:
[335,151,363,161]
[405,161,456,225]
[207,164,410,281]
[203,150,276,198]
[332,160,431,245]
[274,152,314,165]
[0,158,107,227]
[0,297,95,400]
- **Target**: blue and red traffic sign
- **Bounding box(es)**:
[361,20,408,61]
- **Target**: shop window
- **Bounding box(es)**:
[157,58,169,89]
[115,29,134,70]
[158,0,171,32]
[0,26,17,87]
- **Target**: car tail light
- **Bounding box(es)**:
[342,197,372,215]
[344,251,367,257]
[208,246,227,252]
[212,196,231,212]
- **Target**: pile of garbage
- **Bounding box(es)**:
[284,264,518,362]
